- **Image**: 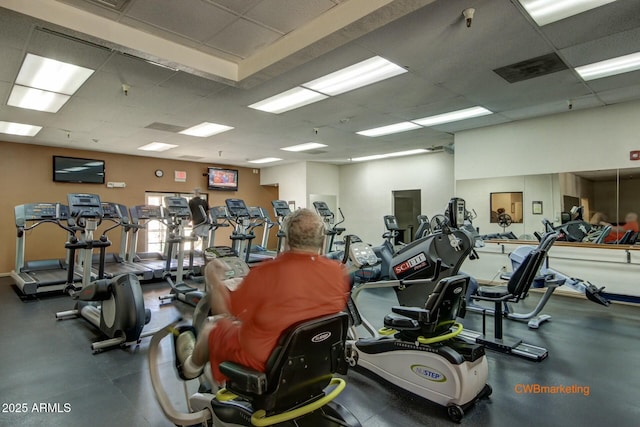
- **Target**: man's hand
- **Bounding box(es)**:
[206,259,230,281]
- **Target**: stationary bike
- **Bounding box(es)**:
[149,249,362,427]
[56,193,154,353]
[345,272,491,422]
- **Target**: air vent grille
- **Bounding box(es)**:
[145,122,186,133]
[84,0,130,11]
[179,155,204,160]
[493,53,568,83]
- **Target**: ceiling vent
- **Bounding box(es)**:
[179,155,204,161]
[306,150,328,155]
[84,0,131,11]
[145,122,187,133]
[493,53,568,83]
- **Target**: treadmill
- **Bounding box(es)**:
[163,196,204,276]
[128,204,168,279]
[248,206,277,259]
[11,202,81,295]
[95,202,154,280]
[225,198,273,265]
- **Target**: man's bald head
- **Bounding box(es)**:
[283,208,325,253]
[625,212,638,223]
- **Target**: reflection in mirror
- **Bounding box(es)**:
[490,192,523,224]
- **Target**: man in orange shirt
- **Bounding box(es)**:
[177,208,349,383]
[602,212,639,243]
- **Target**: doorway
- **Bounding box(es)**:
[393,190,421,243]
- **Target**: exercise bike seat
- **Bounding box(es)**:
[477,285,509,298]
[383,312,420,331]
[390,306,432,322]
[219,362,267,395]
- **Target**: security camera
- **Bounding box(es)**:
[122,84,130,96]
[462,8,475,28]
[567,100,573,110]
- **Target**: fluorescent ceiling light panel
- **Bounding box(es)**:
[248,157,283,164]
[179,122,234,137]
[138,142,178,152]
[575,51,640,81]
[7,85,70,113]
[352,149,429,162]
[280,142,328,152]
[356,121,421,137]
[412,106,492,127]
[248,87,328,114]
[0,121,42,137]
[16,53,94,95]
[302,56,407,96]
[518,0,617,26]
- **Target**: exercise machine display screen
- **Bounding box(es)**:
[130,205,163,220]
[210,206,229,220]
[101,202,119,219]
[313,201,332,218]
[272,200,291,218]
[384,215,400,231]
[68,193,103,219]
[203,246,250,279]
[247,206,262,219]
[225,199,250,218]
[163,197,191,219]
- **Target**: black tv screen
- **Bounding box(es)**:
[208,167,238,191]
[53,156,105,184]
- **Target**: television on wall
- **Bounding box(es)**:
[208,167,238,191]
[53,156,105,184]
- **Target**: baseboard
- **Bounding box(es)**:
[0,272,9,277]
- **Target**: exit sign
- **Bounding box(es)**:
[174,170,187,182]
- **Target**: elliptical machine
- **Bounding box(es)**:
[56,193,154,353]
[313,201,346,255]
[271,200,292,255]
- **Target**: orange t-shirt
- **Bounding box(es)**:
[604,221,639,243]
[208,252,349,381]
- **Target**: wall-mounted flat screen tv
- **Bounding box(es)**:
[208,167,238,191]
[53,156,105,184]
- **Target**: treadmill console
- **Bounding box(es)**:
[67,193,104,220]
[163,197,191,219]
[313,201,333,218]
[271,200,291,218]
[247,206,262,219]
[130,205,164,222]
[383,215,400,231]
[203,246,250,279]
[225,199,250,218]
[210,206,230,221]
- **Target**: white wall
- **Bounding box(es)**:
[338,152,454,244]
[307,162,340,207]
[260,162,307,208]
[456,174,560,237]
[455,100,640,180]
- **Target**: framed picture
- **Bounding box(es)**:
[532,201,543,215]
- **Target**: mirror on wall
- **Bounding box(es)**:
[456,167,640,245]
[490,192,523,224]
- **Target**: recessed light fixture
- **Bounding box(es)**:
[351,149,429,162]
[575,51,640,81]
[249,87,328,114]
[518,0,617,26]
[7,85,71,113]
[0,120,42,137]
[138,142,178,152]
[302,56,407,96]
[248,157,283,164]
[16,53,94,95]
[412,106,492,127]
[280,142,328,152]
[179,122,234,137]
[356,122,422,137]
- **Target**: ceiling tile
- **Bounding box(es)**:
[125,0,237,42]
[559,26,640,67]
[0,8,33,50]
[0,47,23,83]
[100,53,177,88]
[207,0,262,15]
[245,0,336,33]
[540,0,640,49]
[597,84,640,105]
[205,18,281,58]
[159,72,229,97]
[27,27,113,70]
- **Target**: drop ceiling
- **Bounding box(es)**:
[0,0,639,167]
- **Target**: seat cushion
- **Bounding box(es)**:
[477,285,509,298]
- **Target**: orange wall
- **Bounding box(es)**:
[0,141,278,273]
